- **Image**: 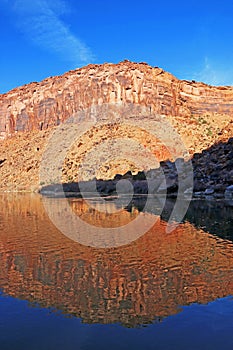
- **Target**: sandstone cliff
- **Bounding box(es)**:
[1,60,233,138]
[0,61,232,191]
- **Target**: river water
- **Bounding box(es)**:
[0,193,233,350]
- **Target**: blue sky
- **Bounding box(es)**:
[1,0,233,93]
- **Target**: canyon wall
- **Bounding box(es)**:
[0,60,233,139]
[0,61,232,191]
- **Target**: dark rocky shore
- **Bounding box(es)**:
[192,137,233,199]
[40,138,233,202]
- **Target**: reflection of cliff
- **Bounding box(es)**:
[126,196,233,240]
[184,200,233,240]
[70,199,139,228]
[0,194,233,327]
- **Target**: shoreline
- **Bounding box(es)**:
[38,180,233,204]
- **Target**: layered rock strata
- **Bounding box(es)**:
[0,61,232,191]
[0,60,233,142]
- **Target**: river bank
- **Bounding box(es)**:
[39,137,233,201]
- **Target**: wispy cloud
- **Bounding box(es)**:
[194,57,233,86]
[12,0,94,66]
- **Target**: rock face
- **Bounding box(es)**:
[0,60,233,140]
[0,60,232,192]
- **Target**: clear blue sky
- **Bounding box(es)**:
[1,0,233,93]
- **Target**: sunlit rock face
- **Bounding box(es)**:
[0,60,232,191]
[0,60,233,140]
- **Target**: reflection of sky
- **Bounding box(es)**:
[1,293,233,350]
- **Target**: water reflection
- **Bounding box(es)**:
[0,194,233,327]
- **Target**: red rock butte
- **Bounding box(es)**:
[0,60,233,139]
[0,60,232,190]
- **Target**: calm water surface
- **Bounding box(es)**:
[0,194,233,350]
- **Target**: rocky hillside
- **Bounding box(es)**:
[1,60,233,140]
[0,60,232,192]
